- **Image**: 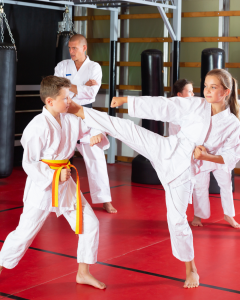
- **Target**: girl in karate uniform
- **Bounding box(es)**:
[169,79,239,229]
[68,69,240,289]
[0,76,108,290]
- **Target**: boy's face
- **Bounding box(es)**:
[46,88,71,114]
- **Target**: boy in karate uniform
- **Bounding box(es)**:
[0,76,108,290]
[55,34,117,214]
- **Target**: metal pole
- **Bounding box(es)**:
[107,10,118,164]
[171,0,181,87]
[218,0,229,65]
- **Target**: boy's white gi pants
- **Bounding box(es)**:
[0,194,99,269]
[76,143,112,204]
[193,169,235,218]
[83,108,195,262]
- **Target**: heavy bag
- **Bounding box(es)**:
[0,43,17,178]
[56,31,76,64]
[131,49,164,185]
[201,48,225,97]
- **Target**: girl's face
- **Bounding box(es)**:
[204,75,230,104]
[177,84,194,98]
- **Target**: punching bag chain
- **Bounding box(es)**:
[0,1,17,61]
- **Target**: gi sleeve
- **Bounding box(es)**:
[128,95,200,122]
[21,125,55,191]
[76,63,102,100]
[220,128,240,172]
[78,118,109,150]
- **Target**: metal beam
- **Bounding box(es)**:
[218,0,229,63]
[3,0,65,10]
[157,5,176,41]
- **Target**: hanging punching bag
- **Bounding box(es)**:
[200,48,235,193]
[0,43,17,178]
[56,31,75,64]
[131,49,164,184]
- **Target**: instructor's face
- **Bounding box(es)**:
[68,41,87,61]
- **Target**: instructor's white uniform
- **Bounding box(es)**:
[55,57,112,204]
[0,107,109,269]
[81,96,240,262]
[169,111,236,219]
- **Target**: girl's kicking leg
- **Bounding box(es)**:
[63,193,106,289]
[80,107,199,288]
[0,202,50,273]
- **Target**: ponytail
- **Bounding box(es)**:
[228,77,240,120]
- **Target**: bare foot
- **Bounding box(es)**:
[103,202,117,214]
[191,216,203,227]
[224,215,240,229]
[76,272,106,289]
[184,271,200,288]
[0,265,3,275]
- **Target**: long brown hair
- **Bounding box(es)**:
[206,69,239,119]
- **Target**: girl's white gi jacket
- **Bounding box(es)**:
[128,96,240,184]
[21,107,109,216]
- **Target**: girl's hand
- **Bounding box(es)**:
[111,97,128,108]
[90,134,104,147]
[194,145,209,160]
[60,168,71,182]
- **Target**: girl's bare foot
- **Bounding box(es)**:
[0,265,3,275]
[76,263,106,290]
[103,202,117,214]
[224,215,240,228]
[184,260,199,288]
[184,271,200,288]
[191,216,203,227]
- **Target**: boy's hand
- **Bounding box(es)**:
[90,134,104,147]
[194,145,208,160]
[60,168,71,182]
[85,79,98,86]
[111,97,128,108]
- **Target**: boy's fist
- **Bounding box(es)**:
[90,133,104,147]
[60,168,71,182]
[111,97,127,108]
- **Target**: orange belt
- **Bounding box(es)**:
[41,159,82,234]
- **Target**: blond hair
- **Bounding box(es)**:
[40,76,71,104]
[206,69,239,119]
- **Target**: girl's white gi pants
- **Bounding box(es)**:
[76,143,112,204]
[83,109,194,262]
[0,193,99,269]
[193,169,235,218]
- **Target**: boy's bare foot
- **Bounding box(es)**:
[191,216,203,227]
[76,263,106,290]
[103,202,117,214]
[184,260,199,288]
[224,215,240,228]
[0,265,3,275]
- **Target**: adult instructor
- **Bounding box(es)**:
[54,34,116,213]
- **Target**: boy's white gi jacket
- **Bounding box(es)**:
[21,107,109,216]
[128,96,240,184]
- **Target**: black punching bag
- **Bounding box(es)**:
[0,43,17,178]
[131,50,164,185]
[56,31,75,64]
[201,48,225,97]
